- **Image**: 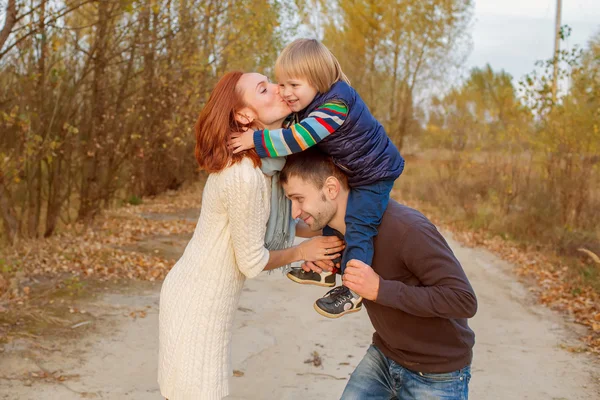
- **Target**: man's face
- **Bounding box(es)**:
[282,175,336,231]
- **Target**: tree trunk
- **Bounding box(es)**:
[26,163,42,238]
[79,0,109,220]
[44,153,63,237]
[140,0,159,196]
[26,0,48,238]
[0,174,19,244]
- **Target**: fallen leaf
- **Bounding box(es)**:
[304,351,322,367]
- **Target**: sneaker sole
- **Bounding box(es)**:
[286,273,335,288]
[313,302,362,319]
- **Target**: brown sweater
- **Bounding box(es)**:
[367,200,477,373]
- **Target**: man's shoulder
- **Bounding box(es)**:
[379,200,433,236]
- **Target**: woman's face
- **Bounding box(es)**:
[237,73,291,129]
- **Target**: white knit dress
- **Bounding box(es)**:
[158,158,271,400]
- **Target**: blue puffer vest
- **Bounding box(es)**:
[299,81,405,187]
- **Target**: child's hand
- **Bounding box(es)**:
[229,129,255,154]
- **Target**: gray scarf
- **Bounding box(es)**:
[261,157,297,272]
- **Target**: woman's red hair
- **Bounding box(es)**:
[195,71,261,173]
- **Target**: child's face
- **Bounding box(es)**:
[278,78,318,112]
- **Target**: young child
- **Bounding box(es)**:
[231,38,405,318]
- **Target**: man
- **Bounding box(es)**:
[280,149,477,399]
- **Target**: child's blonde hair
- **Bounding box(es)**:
[275,38,350,93]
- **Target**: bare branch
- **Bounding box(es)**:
[0,0,17,56]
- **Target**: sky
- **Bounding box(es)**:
[468,0,600,82]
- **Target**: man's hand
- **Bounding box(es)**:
[342,259,380,301]
[229,129,255,154]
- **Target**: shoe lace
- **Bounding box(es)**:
[325,286,346,297]
[332,290,353,307]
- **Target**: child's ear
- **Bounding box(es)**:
[235,107,256,125]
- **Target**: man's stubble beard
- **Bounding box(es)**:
[309,198,336,232]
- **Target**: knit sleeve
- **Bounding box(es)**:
[221,160,270,279]
[253,101,348,157]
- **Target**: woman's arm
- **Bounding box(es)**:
[263,247,301,271]
[263,236,345,271]
[222,164,270,278]
[222,162,343,278]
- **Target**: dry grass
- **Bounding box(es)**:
[398,152,600,260]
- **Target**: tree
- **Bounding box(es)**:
[520,30,600,228]
[319,0,473,150]
[426,65,526,150]
[0,0,17,55]
[0,0,291,243]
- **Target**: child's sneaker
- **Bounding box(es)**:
[314,286,362,318]
[286,267,336,287]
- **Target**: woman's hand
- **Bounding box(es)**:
[297,236,345,262]
[302,260,336,273]
[229,130,255,154]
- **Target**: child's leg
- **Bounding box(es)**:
[340,179,396,273]
[313,179,395,319]
[323,225,343,269]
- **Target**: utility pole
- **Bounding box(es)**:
[552,0,562,102]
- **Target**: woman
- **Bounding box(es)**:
[157,71,344,400]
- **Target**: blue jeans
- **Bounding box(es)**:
[324,179,395,273]
[341,345,471,400]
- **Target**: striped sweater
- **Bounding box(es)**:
[252,101,348,158]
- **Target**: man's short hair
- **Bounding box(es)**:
[280,148,348,189]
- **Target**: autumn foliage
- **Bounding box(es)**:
[1,1,599,354]
[417,31,600,263]
[0,0,291,243]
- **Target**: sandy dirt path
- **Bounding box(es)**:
[1,232,599,399]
